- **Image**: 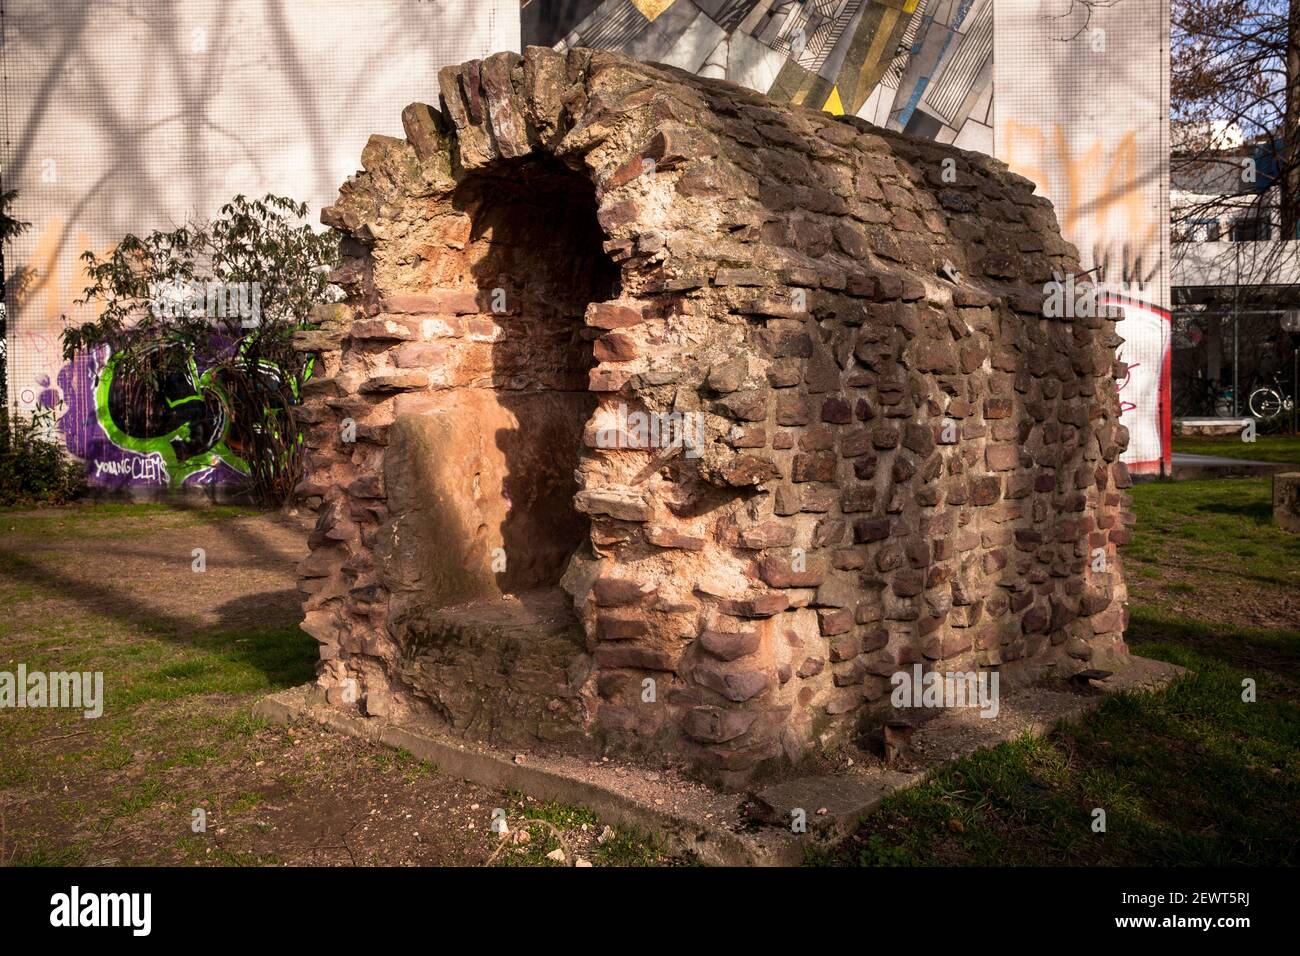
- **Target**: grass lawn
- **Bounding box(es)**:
[1173,433,1300,466]
[827,477,1300,866]
[3,482,1298,867]
[0,504,661,866]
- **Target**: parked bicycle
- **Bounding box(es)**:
[1247,372,1296,422]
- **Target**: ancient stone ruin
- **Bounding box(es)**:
[294,47,1134,788]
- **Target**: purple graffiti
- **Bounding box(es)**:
[55,347,248,490]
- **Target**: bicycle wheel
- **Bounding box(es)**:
[1248,387,1283,420]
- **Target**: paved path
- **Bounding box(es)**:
[1170,453,1294,480]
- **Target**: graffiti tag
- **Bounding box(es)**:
[93,452,170,485]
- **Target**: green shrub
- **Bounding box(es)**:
[0,407,85,505]
[60,194,340,507]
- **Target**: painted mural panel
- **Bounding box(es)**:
[525,0,994,152]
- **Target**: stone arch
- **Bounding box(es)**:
[297,47,1134,788]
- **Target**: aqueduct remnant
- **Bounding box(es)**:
[294,47,1134,787]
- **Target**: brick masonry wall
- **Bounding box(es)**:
[294,46,1134,788]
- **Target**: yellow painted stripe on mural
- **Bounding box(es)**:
[835,4,882,114]
[852,8,902,112]
[631,0,676,22]
[824,86,845,116]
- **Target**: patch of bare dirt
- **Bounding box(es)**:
[0,507,645,866]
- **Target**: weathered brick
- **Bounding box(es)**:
[305,51,1134,786]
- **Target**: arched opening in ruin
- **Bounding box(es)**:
[378,153,620,744]
[387,154,620,604]
[451,153,619,598]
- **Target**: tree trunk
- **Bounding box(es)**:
[1283,0,1300,240]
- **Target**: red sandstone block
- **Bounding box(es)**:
[840,484,877,513]
[796,657,825,678]
[682,706,757,743]
[758,557,825,589]
[593,332,638,362]
[833,548,867,570]
[645,527,705,551]
[598,616,650,639]
[719,454,781,486]
[729,425,768,449]
[821,396,853,423]
[597,200,640,231]
[604,154,650,191]
[986,445,1018,471]
[792,451,836,483]
[832,658,868,687]
[595,644,675,670]
[391,392,446,416]
[719,593,790,618]
[714,268,765,287]
[776,392,813,426]
[984,397,1014,419]
[922,632,972,660]
[350,318,415,341]
[853,517,892,543]
[693,664,769,702]
[359,370,429,393]
[740,521,795,549]
[586,301,644,329]
[1090,605,1125,634]
[466,318,504,341]
[799,424,834,451]
[871,426,899,449]
[811,608,852,639]
[826,628,859,657]
[589,368,632,392]
[971,475,1001,505]
[698,629,760,661]
[382,290,480,315]
[1021,604,1050,633]
[891,569,925,597]
[393,342,450,368]
[592,578,651,607]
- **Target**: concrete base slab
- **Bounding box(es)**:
[254,655,1188,866]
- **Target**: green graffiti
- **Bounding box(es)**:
[93,341,312,487]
